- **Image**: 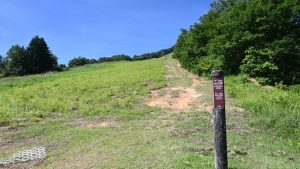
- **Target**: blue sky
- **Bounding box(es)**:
[0,0,213,64]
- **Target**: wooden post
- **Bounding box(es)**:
[211,70,228,169]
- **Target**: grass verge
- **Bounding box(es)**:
[225,76,299,144]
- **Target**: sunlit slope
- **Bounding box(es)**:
[0,59,165,126]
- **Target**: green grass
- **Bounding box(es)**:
[225,76,300,143]
[0,58,299,168]
[0,59,165,126]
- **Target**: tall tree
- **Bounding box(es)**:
[0,55,3,77]
[2,45,26,76]
[0,55,3,70]
[26,36,57,74]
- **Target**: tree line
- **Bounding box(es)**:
[173,0,300,85]
[0,36,173,77]
[132,47,173,61]
[68,47,173,67]
[0,36,64,77]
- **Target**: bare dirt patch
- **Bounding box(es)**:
[146,80,203,111]
[146,61,213,112]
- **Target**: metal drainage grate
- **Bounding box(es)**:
[0,147,46,167]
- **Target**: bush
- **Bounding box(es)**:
[133,47,173,61]
[89,59,98,64]
[98,57,112,63]
[240,47,279,85]
[54,64,67,72]
[111,54,132,61]
[195,55,224,76]
[68,57,90,67]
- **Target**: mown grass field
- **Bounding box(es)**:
[0,58,299,168]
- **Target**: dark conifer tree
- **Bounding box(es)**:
[25,36,57,74]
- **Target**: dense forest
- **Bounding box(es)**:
[173,0,300,85]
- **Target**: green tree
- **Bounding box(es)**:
[133,47,173,61]
[0,55,3,72]
[240,47,279,85]
[68,57,90,67]
[2,45,26,76]
[111,54,132,61]
[89,59,98,64]
[0,56,3,77]
[54,64,67,71]
[26,36,58,74]
[98,57,112,63]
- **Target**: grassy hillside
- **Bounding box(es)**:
[0,58,299,168]
[0,59,165,126]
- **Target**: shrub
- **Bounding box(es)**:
[240,47,279,85]
[195,55,224,76]
[111,54,132,61]
[68,57,90,67]
[98,57,112,63]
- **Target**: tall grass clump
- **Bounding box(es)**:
[226,76,299,143]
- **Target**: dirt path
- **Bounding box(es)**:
[146,60,213,112]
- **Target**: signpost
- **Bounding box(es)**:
[211,70,228,169]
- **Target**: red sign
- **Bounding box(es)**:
[213,76,225,109]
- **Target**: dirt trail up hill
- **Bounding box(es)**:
[146,60,213,112]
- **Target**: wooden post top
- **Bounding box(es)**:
[211,70,224,78]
